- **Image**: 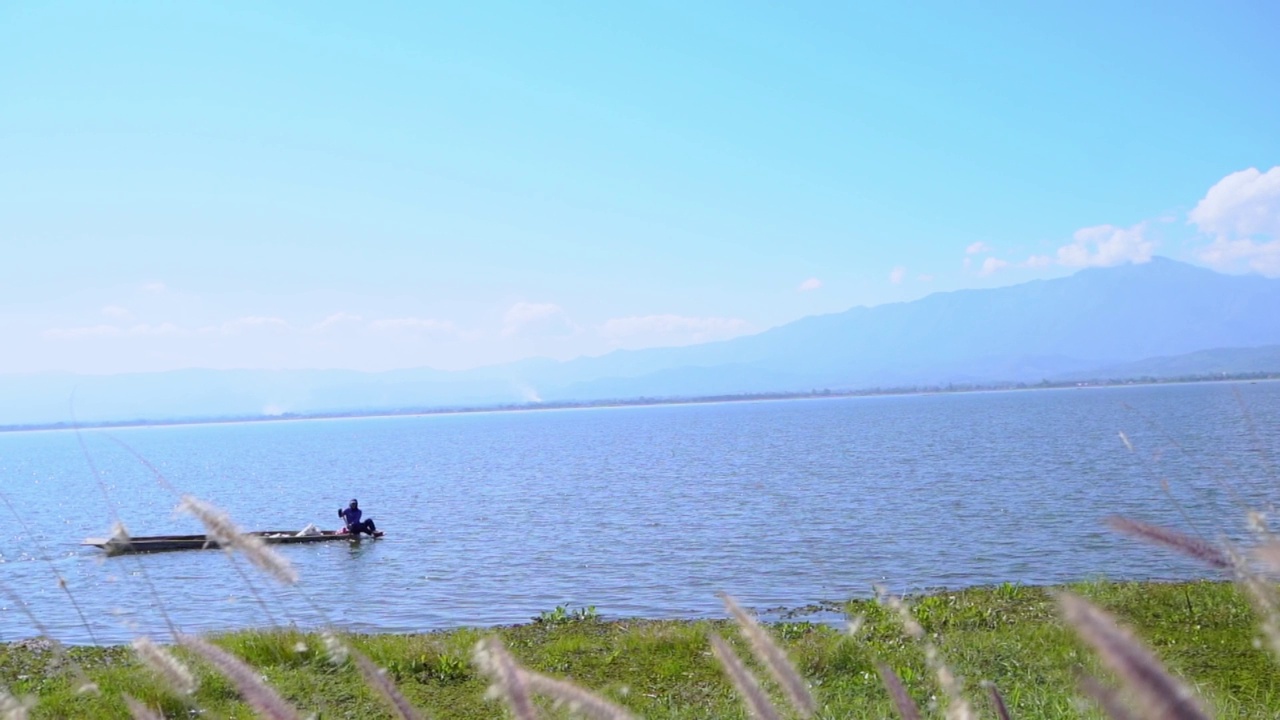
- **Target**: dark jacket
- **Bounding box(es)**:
[339,507,363,528]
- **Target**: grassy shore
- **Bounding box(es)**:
[2,579,1276,719]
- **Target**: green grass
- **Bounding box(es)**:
[3,580,1278,718]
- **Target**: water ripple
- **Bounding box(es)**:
[0,381,1276,644]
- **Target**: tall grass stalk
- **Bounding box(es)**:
[982,681,1012,720]
[878,588,974,720]
[473,637,537,720]
[352,650,427,720]
[122,694,165,720]
[178,633,303,720]
[1077,673,1137,720]
[1105,516,1232,570]
[1058,592,1209,720]
[0,687,35,720]
[177,495,298,585]
[876,663,922,720]
[708,633,782,720]
[719,592,817,717]
[131,636,196,696]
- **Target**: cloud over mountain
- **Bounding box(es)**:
[1191,166,1280,276]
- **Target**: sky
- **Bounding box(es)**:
[2,1,1278,375]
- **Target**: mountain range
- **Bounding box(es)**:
[4,257,1280,426]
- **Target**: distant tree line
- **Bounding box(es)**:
[2,371,1276,434]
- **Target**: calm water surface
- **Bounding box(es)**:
[1,382,1277,644]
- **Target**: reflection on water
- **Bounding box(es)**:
[1,381,1277,644]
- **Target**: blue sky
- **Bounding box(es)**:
[2,1,1278,374]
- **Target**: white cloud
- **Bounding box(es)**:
[797,277,823,292]
[1190,166,1280,238]
[504,301,562,325]
[972,220,1157,275]
[1189,166,1280,276]
[599,314,750,344]
[1199,237,1280,276]
[965,241,993,255]
[101,305,130,318]
[313,312,364,331]
[141,281,167,293]
[985,223,1152,275]
[889,266,907,284]
[1055,222,1155,268]
[980,257,1010,275]
[502,301,577,337]
[371,317,455,333]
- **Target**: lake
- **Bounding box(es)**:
[1,381,1277,645]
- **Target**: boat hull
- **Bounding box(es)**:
[81,530,378,555]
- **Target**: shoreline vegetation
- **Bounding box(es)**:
[2,579,1276,719]
[2,371,1276,435]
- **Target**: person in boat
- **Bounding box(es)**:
[338,499,377,536]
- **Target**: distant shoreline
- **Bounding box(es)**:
[2,371,1276,434]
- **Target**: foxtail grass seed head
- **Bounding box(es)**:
[847,614,865,637]
[1232,555,1280,662]
[473,637,537,720]
[132,636,197,695]
[123,695,165,720]
[877,664,922,720]
[982,681,1012,720]
[521,669,638,720]
[322,630,349,665]
[877,589,972,720]
[1247,510,1269,534]
[718,593,817,717]
[1105,516,1232,570]
[0,687,35,720]
[1077,673,1137,720]
[469,637,636,719]
[179,634,303,720]
[1255,541,1280,574]
[1057,593,1209,720]
[928,648,973,720]
[1118,431,1134,452]
[177,495,298,584]
[352,651,426,720]
[708,633,783,720]
[880,592,925,640]
[106,521,132,554]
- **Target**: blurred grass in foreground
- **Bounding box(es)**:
[3,579,1275,719]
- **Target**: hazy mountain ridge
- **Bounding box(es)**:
[1059,345,1280,381]
[4,258,1280,425]
[542,258,1280,397]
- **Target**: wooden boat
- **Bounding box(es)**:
[81,530,383,556]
